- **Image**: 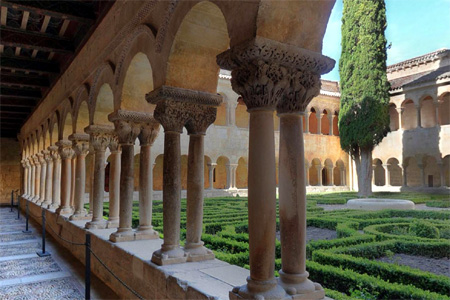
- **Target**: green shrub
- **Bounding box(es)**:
[440,227,450,239]
[426,200,450,208]
[409,220,440,239]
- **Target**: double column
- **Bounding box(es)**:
[56,140,74,215]
[85,125,116,229]
[106,139,120,228]
[49,146,61,209]
[147,86,221,265]
[32,154,41,202]
[37,151,47,205]
[217,36,334,299]
[41,150,54,207]
[69,134,90,220]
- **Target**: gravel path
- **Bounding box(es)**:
[377,254,450,277]
[276,227,337,242]
[317,203,450,211]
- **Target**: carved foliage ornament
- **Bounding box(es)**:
[48,146,60,161]
[185,105,217,135]
[57,140,75,160]
[139,122,160,146]
[153,100,191,133]
[85,125,115,151]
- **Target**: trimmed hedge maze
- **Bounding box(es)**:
[97,193,450,300]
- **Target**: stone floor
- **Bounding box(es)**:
[0,206,117,300]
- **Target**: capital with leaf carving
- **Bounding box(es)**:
[56,140,75,160]
[108,110,146,145]
[48,145,60,162]
[138,117,160,146]
[69,133,90,157]
[85,125,115,152]
[37,152,46,165]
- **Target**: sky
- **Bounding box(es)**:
[322,0,450,81]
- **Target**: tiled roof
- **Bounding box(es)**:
[387,49,449,73]
[389,66,450,91]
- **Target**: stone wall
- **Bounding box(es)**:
[0,138,21,205]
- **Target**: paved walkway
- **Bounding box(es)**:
[0,206,117,299]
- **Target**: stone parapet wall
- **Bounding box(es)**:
[0,138,21,205]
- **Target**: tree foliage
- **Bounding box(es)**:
[339,0,390,157]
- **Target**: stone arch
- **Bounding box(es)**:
[321,109,331,135]
[73,86,90,133]
[153,154,164,191]
[401,99,417,130]
[373,158,385,186]
[89,64,116,124]
[49,112,60,145]
[404,157,421,187]
[236,97,249,128]
[443,155,450,187]
[333,159,345,186]
[309,158,321,186]
[420,96,436,128]
[387,158,402,186]
[164,1,230,93]
[92,84,115,126]
[389,103,399,131]
[322,158,333,185]
[236,157,248,189]
[423,156,440,187]
[332,111,339,136]
[309,107,319,134]
[214,156,229,189]
[439,92,449,125]
[59,100,74,140]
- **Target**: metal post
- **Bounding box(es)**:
[85,233,91,300]
[23,200,32,233]
[37,209,51,257]
[10,190,14,212]
[17,194,20,220]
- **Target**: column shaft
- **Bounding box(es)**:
[384,164,390,186]
[43,159,53,206]
[30,162,35,199]
[107,151,120,227]
[86,149,107,228]
[416,106,422,128]
[39,158,47,204]
[70,152,87,219]
[34,161,41,202]
[57,156,72,214]
[51,158,61,209]
[70,157,76,208]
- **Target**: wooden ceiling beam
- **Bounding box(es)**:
[0,112,28,119]
[1,26,74,54]
[0,55,59,74]
[1,0,95,24]
[0,97,36,108]
[0,73,49,88]
[0,86,41,99]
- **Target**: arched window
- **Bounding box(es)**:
[420,96,436,128]
[389,104,399,131]
[401,100,417,130]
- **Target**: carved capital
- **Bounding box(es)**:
[108,110,155,145]
[108,136,120,152]
[138,120,160,146]
[185,105,217,135]
[56,140,75,160]
[85,125,115,151]
[146,86,221,133]
[217,37,334,112]
[69,133,90,157]
[37,152,46,165]
[48,146,60,161]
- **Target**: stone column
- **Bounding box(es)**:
[225,164,232,189]
[106,140,120,228]
[56,140,74,215]
[49,146,61,209]
[22,159,29,198]
[401,164,408,187]
[230,164,238,189]
[396,107,403,129]
[316,165,323,186]
[69,134,90,220]
[372,166,376,186]
[147,86,196,265]
[42,151,53,207]
[33,154,41,202]
[383,164,390,186]
[184,103,219,262]
[38,151,47,205]
[434,101,440,126]
[85,125,115,229]
[438,162,445,187]
[305,165,310,186]
[415,105,422,128]
[329,115,333,135]
[87,149,95,216]
[30,156,36,200]
[317,113,323,135]
[276,63,325,297]
[108,111,140,241]
[70,155,76,209]
[418,163,426,187]
[328,167,334,186]
[341,169,346,186]
[305,113,310,133]
[207,163,216,190]
[135,119,160,239]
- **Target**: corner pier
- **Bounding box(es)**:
[22,199,249,300]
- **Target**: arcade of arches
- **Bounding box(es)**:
[1,1,449,300]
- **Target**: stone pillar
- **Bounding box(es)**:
[230,164,238,189]
[396,107,403,129]
[207,163,217,190]
[383,164,390,186]
[305,113,310,133]
[49,146,61,209]
[87,150,95,216]
[108,111,140,242]
[147,86,204,265]
[316,165,323,186]
[418,163,426,187]
[317,113,323,135]
[372,166,376,186]
[341,169,346,186]
[30,156,36,200]
[401,164,408,187]
[329,115,333,135]
[42,151,53,207]
[33,154,41,202]
[225,164,233,189]
[85,125,115,229]
[70,155,76,209]
[106,140,120,228]
[184,103,219,262]
[38,151,47,205]
[328,167,334,186]
[305,165,310,186]
[416,105,422,128]
[434,101,440,126]
[135,117,160,239]
[22,159,29,198]
[56,140,74,215]
[69,134,90,220]
[438,163,445,187]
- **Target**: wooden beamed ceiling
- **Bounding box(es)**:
[0,0,114,139]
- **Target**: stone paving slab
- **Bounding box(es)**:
[0,256,61,280]
[0,232,36,243]
[0,226,25,233]
[0,277,83,299]
[0,242,41,258]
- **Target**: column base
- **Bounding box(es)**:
[106,219,119,229]
[230,277,288,300]
[41,201,52,207]
[69,210,90,221]
[278,271,325,299]
[110,229,135,242]
[49,203,60,210]
[184,242,215,262]
[135,227,159,240]
[151,247,187,266]
[55,206,73,215]
[85,219,107,229]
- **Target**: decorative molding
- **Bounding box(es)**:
[185,106,217,135]
[217,37,335,75]
[70,133,90,156]
[155,0,179,53]
[146,85,222,106]
[56,140,75,160]
[387,49,449,73]
[138,121,160,146]
[84,125,115,151]
[109,109,157,124]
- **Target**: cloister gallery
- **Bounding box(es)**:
[0,0,449,299]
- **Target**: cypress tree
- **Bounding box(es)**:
[339,0,390,197]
